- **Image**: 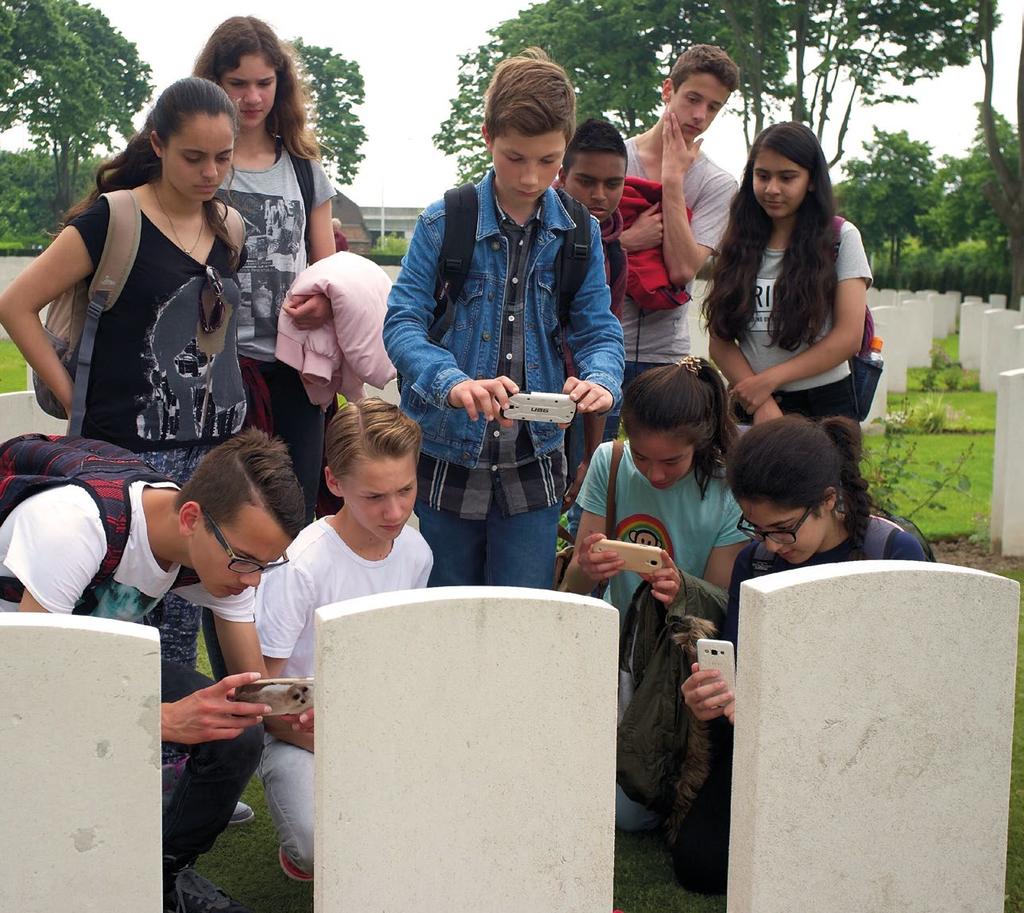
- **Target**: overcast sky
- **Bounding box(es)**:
[3,1,1020,207]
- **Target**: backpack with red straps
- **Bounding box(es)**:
[0,434,171,613]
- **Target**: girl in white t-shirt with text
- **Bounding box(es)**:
[704,121,871,423]
[254,398,433,881]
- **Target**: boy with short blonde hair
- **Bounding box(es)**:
[384,49,624,588]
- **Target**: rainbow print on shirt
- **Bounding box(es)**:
[614,513,675,562]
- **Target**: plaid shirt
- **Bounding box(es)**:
[418,197,566,520]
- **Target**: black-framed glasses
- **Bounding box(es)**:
[200,266,227,334]
[206,513,288,574]
[736,506,814,545]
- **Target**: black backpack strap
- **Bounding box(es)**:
[854,515,903,559]
[429,183,478,344]
[554,187,591,329]
[291,152,316,256]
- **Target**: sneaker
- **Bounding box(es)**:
[164,867,252,912]
[278,845,313,882]
[228,801,255,826]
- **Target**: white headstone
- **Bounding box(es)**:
[927,292,956,338]
[980,309,1023,392]
[0,391,66,440]
[867,306,906,394]
[0,614,162,912]
[963,295,984,303]
[728,561,1020,913]
[877,288,897,309]
[959,301,992,371]
[314,587,618,913]
[988,293,1007,309]
[992,367,1024,556]
[897,288,914,303]
[865,286,880,309]
[897,298,934,367]
[687,300,710,359]
[946,290,962,306]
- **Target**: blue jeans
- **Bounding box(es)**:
[161,661,263,875]
[416,499,562,588]
[602,360,665,442]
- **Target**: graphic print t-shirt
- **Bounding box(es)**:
[71,196,247,450]
[218,150,335,361]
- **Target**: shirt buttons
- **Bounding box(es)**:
[491,241,500,251]
[505,353,513,361]
[508,315,515,322]
[511,277,519,285]
[493,430,501,438]
[490,464,498,471]
[482,331,491,341]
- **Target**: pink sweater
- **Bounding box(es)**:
[275,252,396,407]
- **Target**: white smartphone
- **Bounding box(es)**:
[230,678,314,715]
[591,539,664,573]
[502,392,577,424]
[695,639,736,696]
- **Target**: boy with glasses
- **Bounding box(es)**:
[0,429,305,913]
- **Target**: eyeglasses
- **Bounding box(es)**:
[206,513,288,575]
[200,266,227,334]
[736,506,814,545]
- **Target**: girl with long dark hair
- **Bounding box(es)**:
[704,122,870,422]
[675,415,926,894]
[195,16,336,521]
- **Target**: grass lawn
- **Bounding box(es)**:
[863,431,993,540]
[0,339,27,392]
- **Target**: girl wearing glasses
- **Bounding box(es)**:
[194,17,337,522]
[0,77,249,672]
[674,415,926,894]
[703,122,870,423]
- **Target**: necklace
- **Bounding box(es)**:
[153,184,205,255]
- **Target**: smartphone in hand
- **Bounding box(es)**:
[230,678,314,715]
[695,639,736,696]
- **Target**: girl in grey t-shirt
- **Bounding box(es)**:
[704,122,870,423]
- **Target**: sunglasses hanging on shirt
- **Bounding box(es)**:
[196,265,232,433]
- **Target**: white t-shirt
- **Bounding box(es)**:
[737,219,873,392]
[576,441,747,617]
[0,482,255,621]
[256,519,433,678]
[619,137,737,364]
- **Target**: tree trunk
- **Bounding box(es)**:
[1010,232,1024,311]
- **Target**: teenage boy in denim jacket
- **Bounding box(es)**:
[384,49,624,588]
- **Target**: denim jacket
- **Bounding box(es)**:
[383,171,625,468]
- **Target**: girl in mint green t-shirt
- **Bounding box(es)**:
[567,357,748,614]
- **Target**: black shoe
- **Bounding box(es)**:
[164,867,252,913]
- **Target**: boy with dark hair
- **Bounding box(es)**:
[607,44,740,439]
[0,429,305,913]
[557,118,629,505]
[384,49,624,588]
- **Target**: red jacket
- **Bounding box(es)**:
[619,176,691,311]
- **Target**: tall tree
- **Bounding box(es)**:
[839,129,937,266]
[292,39,367,185]
[918,114,1016,254]
[0,149,100,242]
[977,0,1023,309]
[722,0,979,163]
[0,0,151,218]
[434,0,727,184]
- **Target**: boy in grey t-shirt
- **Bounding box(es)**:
[606,46,739,438]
